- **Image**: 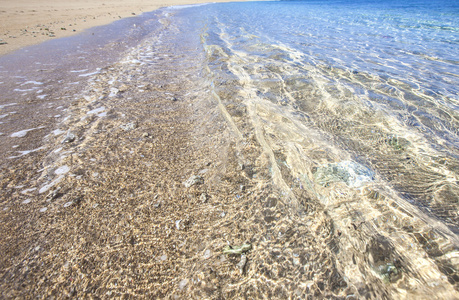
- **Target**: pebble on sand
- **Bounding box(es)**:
[183,175,203,188]
[120,122,137,131]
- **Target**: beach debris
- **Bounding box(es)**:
[170,96,178,102]
[142,132,152,138]
[223,243,252,255]
[183,175,203,188]
[0,40,7,45]
[312,160,374,188]
[236,254,248,275]
[61,132,76,144]
[120,122,137,131]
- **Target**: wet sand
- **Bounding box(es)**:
[0,9,266,297]
[0,1,266,298]
[0,0,248,56]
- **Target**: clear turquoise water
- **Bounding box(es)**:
[176,0,459,225]
[166,0,459,296]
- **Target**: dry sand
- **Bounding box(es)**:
[0,0,248,56]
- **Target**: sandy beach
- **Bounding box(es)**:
[1,0,459,298]
[0,0,248,56]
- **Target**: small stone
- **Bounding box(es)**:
[237,254,248,275]
[178,279,188,290]
[120,122,136,131]
[118,84,129,92]
[0,40,7,45]
[39,207,47,212]
[142,132,152,138]
[170,96,178,102]
[183,175,203,188]
[46,187,61,201]
[63,201,73,208]
[199,193,207,203]
[61,132,75,143]
[109,87,119,97]
[203,249,211,259]
[292,257,300,266]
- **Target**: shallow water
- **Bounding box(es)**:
[181,0,459,297]
[1,0,459,298]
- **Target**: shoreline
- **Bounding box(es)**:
[0,0,249,56]
[0,9,263,297]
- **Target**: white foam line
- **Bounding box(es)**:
[8,147,45,159]
[14,88,38,92]
[87,107,105,115]
[39,175,64,194]
[167,3,213,10]
[21,81,43,85]
[79,69,101,77]
[10,126,45,138]
[70,69,88,73]
[0,103,17,109]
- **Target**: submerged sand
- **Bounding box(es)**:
[1,1,459,298]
